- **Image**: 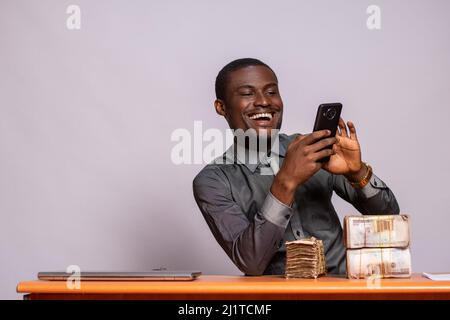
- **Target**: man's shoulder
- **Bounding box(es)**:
[193,163,227,189]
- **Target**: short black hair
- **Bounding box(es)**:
[215,58,276,101]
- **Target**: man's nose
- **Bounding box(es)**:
[254,91,269,107]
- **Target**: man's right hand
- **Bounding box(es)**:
[270,130,336,206]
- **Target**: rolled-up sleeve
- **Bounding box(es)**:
[193,167,292,276]
[331,172,400,215]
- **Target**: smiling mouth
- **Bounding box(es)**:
[247,111,275,121]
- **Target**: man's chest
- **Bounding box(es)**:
[224,166,333,220]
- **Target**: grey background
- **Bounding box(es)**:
[1,0,449,299]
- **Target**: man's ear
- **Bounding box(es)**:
[214,99,227,117]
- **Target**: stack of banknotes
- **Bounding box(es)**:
[344,215,411,279]
[285,237,326,279]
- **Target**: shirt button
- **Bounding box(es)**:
[296,230,301,236]
[285,215,290,220]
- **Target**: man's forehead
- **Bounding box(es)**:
[229,65,278,88]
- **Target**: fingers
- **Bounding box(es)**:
[312,147,335,162]
[347,121,358,140]
[301,129,331,145]
[338,118,349,137]
[308,137,337,153]
[295,133,307,142]
[338,118,358,141]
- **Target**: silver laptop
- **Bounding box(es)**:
[38,270,202,281]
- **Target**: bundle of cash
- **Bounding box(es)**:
[344,214,412,279]
[344,215,410,249]
[285,237,326,279]
[346,247,412,279]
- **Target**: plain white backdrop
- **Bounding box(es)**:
[1,0,449,299]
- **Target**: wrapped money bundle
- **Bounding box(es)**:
[285,237,326,279]
[344,215,410,249]
[344,214,412,279]
[346,247,412,279]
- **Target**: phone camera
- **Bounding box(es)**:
[323,107,337,120]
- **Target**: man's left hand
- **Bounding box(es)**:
[322,118,366,181]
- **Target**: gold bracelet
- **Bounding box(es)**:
[350,163,373,189]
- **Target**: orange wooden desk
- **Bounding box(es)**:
[17,274,450,300]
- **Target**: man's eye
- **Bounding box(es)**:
[267,91,278,95]
[240,92,253,96]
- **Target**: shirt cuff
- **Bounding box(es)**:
[260,191,294,228]
[355,173,387,199]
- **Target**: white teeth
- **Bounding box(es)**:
[249,112,273,120]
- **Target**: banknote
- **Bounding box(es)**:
[346,247,411,279]
[344,215,410,249]
[285,237,326,279]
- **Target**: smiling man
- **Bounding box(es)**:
[193,58,399,276]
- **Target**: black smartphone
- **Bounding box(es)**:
[312,103,342,162]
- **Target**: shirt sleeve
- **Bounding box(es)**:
[260,191,294,228]
[331,172,400,215]
[193,167,293,276]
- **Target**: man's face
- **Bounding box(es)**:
[215,65,283,135]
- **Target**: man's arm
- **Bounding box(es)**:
[331,172,400,215]
[193,167,293,276]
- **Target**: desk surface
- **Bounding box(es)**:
[17,274,450,300]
